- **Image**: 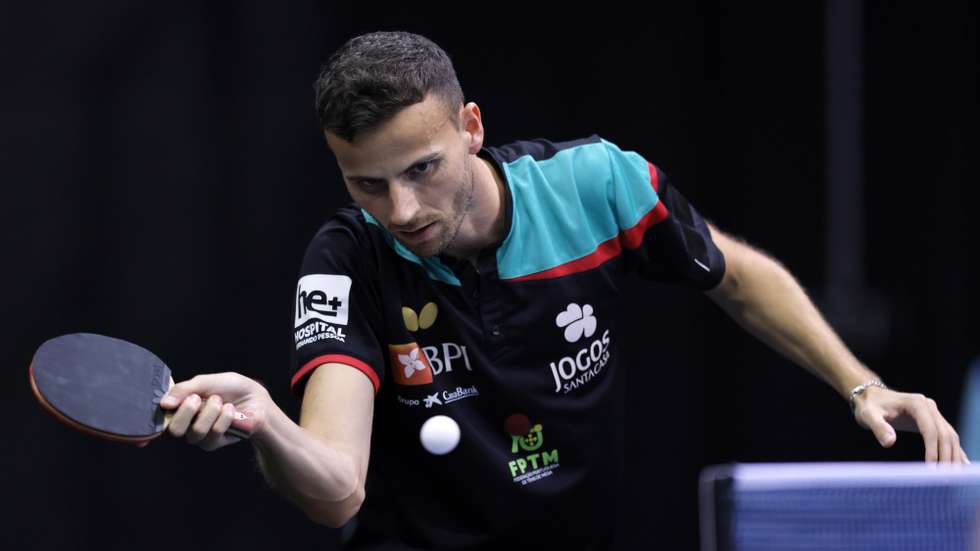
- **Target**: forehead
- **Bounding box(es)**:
[327,96,457,179]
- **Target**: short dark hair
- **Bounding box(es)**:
[314,31,465,142]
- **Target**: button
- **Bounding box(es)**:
[490,325,501,337]
[471,289,480,300]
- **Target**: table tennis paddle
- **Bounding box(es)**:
[29,333,254,445]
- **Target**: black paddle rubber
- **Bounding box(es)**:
[30,333,172,441]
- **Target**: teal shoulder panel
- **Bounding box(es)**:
[496,139,661,280]
[603,139,661,230]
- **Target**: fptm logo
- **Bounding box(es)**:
[504,413,559,486]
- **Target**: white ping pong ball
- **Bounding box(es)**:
[419,415,460,455]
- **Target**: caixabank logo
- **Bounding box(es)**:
[504,413,560,486]
[294,274,351,349]
[548,303,611,394]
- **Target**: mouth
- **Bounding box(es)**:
[398,221,439,243]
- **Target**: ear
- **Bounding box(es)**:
[460,102,485,154]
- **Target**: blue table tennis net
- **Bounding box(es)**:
[701,463,980,551]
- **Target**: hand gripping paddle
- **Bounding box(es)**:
[29,333,254,445]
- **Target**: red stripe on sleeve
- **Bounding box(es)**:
[620,201,669,249]
[291,354,380,394]
[507,201,669,282]
[647,162,660,192]
[507,235,625,282]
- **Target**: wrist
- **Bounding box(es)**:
[848,378,887,411]
[248,395,288,449]
[835,365,881,399]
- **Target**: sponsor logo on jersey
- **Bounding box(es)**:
[294,274,352,349]
[422,393,442,408]
[440,385,479,405]
[388,341,478,387]
[389,301,475,387]
[397,395,422,407]
[548,303,612,394]
[394,386,481,409]
[403,302,438,332]
[295,274,351,327]
[556,303,596,343]
[295,322,348,348]
[504,413,560,486]
[388,342,434,385]
[422,342,473,376]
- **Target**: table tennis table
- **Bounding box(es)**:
[700,462,980,551]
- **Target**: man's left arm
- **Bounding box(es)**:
[703,223,968,464]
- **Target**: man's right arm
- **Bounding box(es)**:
[161,362,376,527]
[255,362,375,527]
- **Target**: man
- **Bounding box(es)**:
[159,31,968,549]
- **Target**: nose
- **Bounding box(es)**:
[388,181,420,228]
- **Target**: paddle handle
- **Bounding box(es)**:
[160,406,255,439]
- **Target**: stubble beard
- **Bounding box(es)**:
[438,170,476,256]
[403,163,475,259]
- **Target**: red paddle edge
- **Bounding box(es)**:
[29,363,161,446]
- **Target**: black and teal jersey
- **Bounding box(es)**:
[290,135,725,550]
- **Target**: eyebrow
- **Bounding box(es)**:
[346,152,442,182]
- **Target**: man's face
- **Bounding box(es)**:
[326,95,480,258]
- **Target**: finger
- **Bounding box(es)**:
[955,446,969,464]
[187,395,224,444]
[212,402,235,434]
[940,420,958,463]
[928,399,956,463]
[161,377,203,408]
[939,431,953,463]
[944,421,962,464]
[862,410,897,448]
[928,408,959,463]
[167,394,202,437]
[161,374,234,408]
[196,403,237,451]
[158,393,180,410]
[908,399,939,462]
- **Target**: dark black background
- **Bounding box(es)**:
[3,2,977,549]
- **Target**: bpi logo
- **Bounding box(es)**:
[388,342,434,385]
[295,274,351,328]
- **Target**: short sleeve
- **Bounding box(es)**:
[602,139,726,289]
[290,213,385,397]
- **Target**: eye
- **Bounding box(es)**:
[355,179,386,194]
[408,159,438,178]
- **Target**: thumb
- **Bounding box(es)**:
[159,375,213,409]
[867,414,897,448]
